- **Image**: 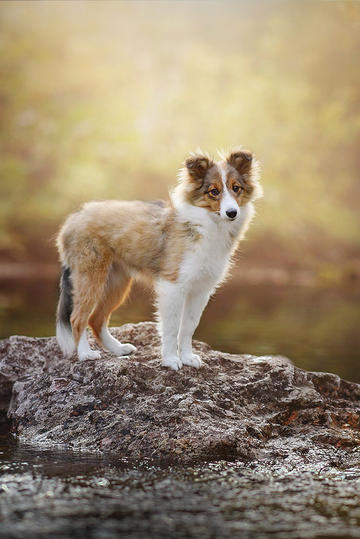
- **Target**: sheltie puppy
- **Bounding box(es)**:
[56,148,262,370]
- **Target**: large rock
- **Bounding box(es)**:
[0,322,359,466]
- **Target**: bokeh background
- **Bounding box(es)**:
[1,0,359,380]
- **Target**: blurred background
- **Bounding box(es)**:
[0,1,359,380]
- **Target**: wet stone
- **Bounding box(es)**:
[0,448,360,539]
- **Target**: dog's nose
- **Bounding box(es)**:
[226,209,237,219]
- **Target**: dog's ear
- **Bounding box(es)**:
[226,149,253,176]
[185,152,214,182]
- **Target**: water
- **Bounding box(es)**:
[1,276,360,537]
[1,423,360,539]
[1,276,359,382]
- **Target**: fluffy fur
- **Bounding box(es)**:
[56,148,262,369]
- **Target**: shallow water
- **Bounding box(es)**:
[1,420,360,539]
[1,276,359,382]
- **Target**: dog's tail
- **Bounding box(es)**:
[56,266,75,357]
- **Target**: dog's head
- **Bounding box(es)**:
[175,148,262,220]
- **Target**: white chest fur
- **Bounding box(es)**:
[175,202,254,289]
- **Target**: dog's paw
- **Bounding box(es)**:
[162,355,183,371]
[181,353,203,369]
[78,349,101,361]
[115,343,137,357]
[104,340,137,357]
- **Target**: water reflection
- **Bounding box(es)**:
[0,277,359,383]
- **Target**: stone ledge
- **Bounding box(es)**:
[1,322,359,466]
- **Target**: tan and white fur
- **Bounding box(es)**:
[56,148,262,370]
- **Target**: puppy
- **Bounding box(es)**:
[56,148,262,370]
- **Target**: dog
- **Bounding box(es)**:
[56,148,262,370]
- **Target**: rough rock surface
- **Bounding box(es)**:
[0,322,360,465]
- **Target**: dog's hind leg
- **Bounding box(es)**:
[89,265,136,357]
[71,261,110,361]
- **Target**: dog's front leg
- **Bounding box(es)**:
[156,279,186,370]
[178,288,210,368]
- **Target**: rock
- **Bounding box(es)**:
[1,322,360,466]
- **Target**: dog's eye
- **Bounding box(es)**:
[233,185,241,193]
[209,188,220,197]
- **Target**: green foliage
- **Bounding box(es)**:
[0,1,359,261]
